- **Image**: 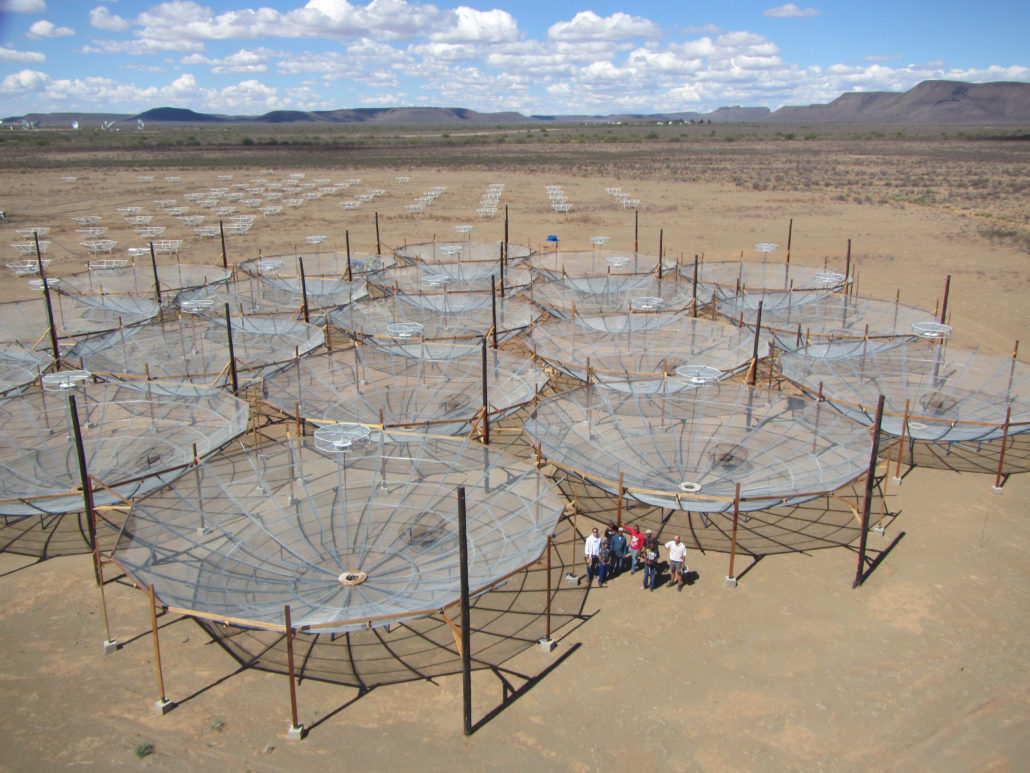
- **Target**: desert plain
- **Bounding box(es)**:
[0,125,1028,771]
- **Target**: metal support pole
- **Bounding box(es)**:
[149,242,163,307]
[854,395,886,588]
[284,605,304,739]
[490,277,498,349]
[219,221,228,268]
[224,303,239,395]
[545,535,552,641]
[727,483,741,586]
[748,300,763,385]
[36,242,61,367]
[457,486,473,736]
[345,230,353,281]
[634,209,639,253]
[68,395,100,586]
[149,584,173,714]
[298,256,310,324]
[939,274,951,324]
[993,406,1013,491]
[480,337,490,445]
[786,218,793,264]
[375,211,381,256]
[845,239,852,294]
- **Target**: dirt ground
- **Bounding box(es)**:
[0,153,1028,771]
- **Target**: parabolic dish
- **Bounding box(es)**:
[329,294,538,349]
[0,346,52,396]
[687,260,850,301]
[524,383,872,512]
[108,432,567,632]
[717,294,938,353]
[370,265,532,303]
[66,314,324,388]
[395,241,532,265]
[263,344,546,434]
[0,380,248,517]
[238,251,395,278]
[177,276,367,319]
[524,315,769,394]
[530,276,704,319]
[780,342,1030,442]
[0,294,160,346]
[57,264,231,297]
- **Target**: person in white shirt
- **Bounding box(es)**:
[583,527,602,585]
[664,535,688,591]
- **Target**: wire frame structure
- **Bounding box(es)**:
[0,346,51,396]
[65,315,324,390]
[106,431,568,633]
[529,249,676,294]
[369,265,532,305]
[329,294,538,349]
[523,315,770,394]
[0,379,248,517]
[530,276,705,319]
[263,344,546,435]
[558,473,889,557]
[177,276,368,321]
[780,342,1030,442]
[717,293,938,353]
[524,383,873,513]
[193,531,588,687]
[238,251,396,279]
[395,241,532,266]
[0,294,160,348]
[687,260,850,301]
[57,263,231,298]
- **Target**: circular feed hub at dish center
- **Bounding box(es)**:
[338,570,368,586]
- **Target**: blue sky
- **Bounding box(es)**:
[0,0,1026,117]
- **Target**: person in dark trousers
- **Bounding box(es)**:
[641,532,660,591]
[609,527,628,577]
[597,539,615,587]
[583,526,601,585]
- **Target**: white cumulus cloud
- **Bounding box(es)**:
[0,68,50,94]
[765,4,820,18]
[90,6,131,31]
[0,46,45,62]
[548,11,660,43]
[430,7,520,44]
[27,20,74,38]
[1,0,46,13]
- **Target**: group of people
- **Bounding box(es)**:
[582,521,690,592]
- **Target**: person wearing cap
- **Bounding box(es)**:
[622,523,645,573]
[583,527,602,585]
[609,527,628,577]
[664,534,689,591]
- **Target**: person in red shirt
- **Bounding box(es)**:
[622,523,646,574]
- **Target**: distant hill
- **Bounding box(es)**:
[767,80,1030,124]
[4,80,1028,128]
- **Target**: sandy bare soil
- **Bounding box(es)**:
[0,151,1028,771]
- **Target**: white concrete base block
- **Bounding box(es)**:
[724,576,738,588]
[287,724,305,741]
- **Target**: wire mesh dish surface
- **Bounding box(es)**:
[780,342,1030,442]
[524,315,769,394]
[524,383,871,513]
[263,344,546,434]
[0,380,248,517]
[109,431,566,632]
